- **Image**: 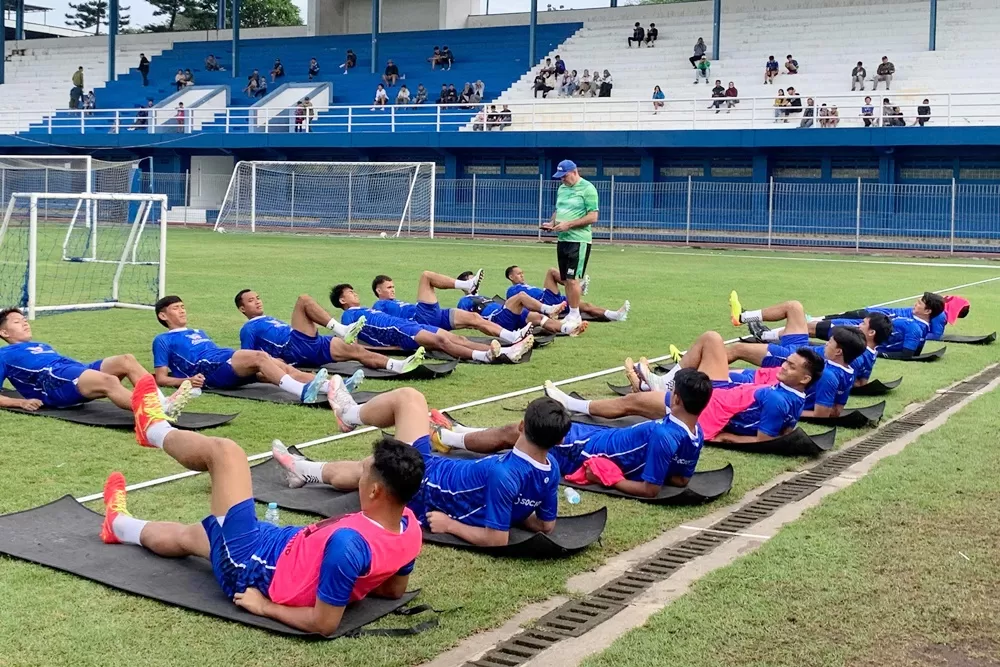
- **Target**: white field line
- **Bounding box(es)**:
[74,273,1000,504]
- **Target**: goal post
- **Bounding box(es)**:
[214,161,436,238]
[0,192,167,320]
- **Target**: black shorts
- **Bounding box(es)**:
[814,321,832,341]
[557,241,592,281]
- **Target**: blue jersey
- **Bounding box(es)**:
[341,307,436,350]
[411,442,560,531]
[239,315,292,357]
[459,296,526,331]
[506,283,566,306]
[879,316,929,354]
[558,416,704,484]
[727,383,806,437]
[152,328,235,379]
[0,342,102,406]
[850,347,877,382]
[373,299,418,320]
[871,306,946,341]
[803,349,855,409]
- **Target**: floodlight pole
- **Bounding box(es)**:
[529,0,538,67]
[712,0,721,60]
[16,0,26,40]
[928,0,938,50]
[218,0,226,30]
[371,0,380,74]
[108,0,119,82]
[232,0,241,77]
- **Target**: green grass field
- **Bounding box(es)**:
[1,229,998,667]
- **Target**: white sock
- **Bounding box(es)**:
[566,396,592,414]
[146,421,175,448]
[454,278,475,292]
[440,429,467,449]
[661,365,681,385]
[472,350,491,363]
[279,374,306,398]
[761,329,781,342]
[112,514,148,546]
[326,318,349,338]
[294,459,328,485]
[386,358,406,372]
[451,423,485,434]
[568,307,581,320]
[342,403,364,426]
[740,309,762,324]
[605,309,626,321]
[540,304,557,315]
[498,328,520,344]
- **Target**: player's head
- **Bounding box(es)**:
[862,313,893,346]
[779,348,825,390]
[824,326,867,365]
[552,159,580,186]
[505,265,525,284]
[915,292,945,320]
[234,289,263,318]
[0,308,31,343]
[358,438,425,509]
[667,368,713,416]
[519,397,571,451]
[155,295,186,329]
[372,275,394,299]
[330,284,360,310]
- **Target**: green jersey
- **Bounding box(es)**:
[554,178,599,243]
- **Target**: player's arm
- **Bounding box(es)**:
[428,515,509,547]
[154,365,195,388]
[854,377,869,387]
[0,374,42,412]
[802,374,839,418]
[522,476,559,533]
[711,431,778,444]
[239,326,255,351]
[716,394,788,443]
[522,513,556,534]
[614,479,662,497]
[239,592,346,636]
[555,211,599,231]
[370,569,411,600]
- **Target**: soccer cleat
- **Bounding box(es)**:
[271,440,309,489]
[624,357,642,393]
[342,316,365,345]
[132,374,170,448]
[668,344,683,364]
[162,380,194,422]
[502,334,534,363]
[639,357,666,392]
[429,425,451,453]
[513,322,533,342]
[561,315,583,333]
[485,339,502,363]
[467,269,485,295]
[399,347,426,374]
[547,301,568,318]
[301,368,329,404]
[747,320,771,343]
[616,300,631,322]
[567,321,589,337]
[344,368,365,392]
[580,274,591,296]
[729,290,744,326]
[544,380,573,409]
[428,408,453,430]
[100,472,129,545]
[327,374,358,433]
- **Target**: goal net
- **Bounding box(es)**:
[0,155,138,200]
[214,161,436,237]
[0,192,167,319]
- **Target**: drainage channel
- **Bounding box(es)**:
[465,364,1000,667]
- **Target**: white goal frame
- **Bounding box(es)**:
[0,192,167,320]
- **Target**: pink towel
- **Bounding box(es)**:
[564,457,625,486]
[944,295,970,324]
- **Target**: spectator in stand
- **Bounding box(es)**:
[540,58,555,78]
[459,83,475,107]
[628,22,645,48]
[689,38,707,68]
[175,102,186,129]
[554,55,566,76]
[436,84,449,104]
[709,80,725,113]
[652,85,665,114]
[294,101,306,132]
[130,102,150,131]
[874,56,894,90]
[440,45,454,70]
[473,80,485,102]
[138,53,150,86]
[799,97,815,128]
[774,88,789,122]
[340,49,357,73]
[861,96,875,127]
[69,87,81,110]
[472,108,487,131]
[243,75,258,98]
[786,87,802,119]
[764,55,779,84]
[500,104,512,129]
[590,69,603,97]
[883,98,904,126]
[446,84,459,103]
[251,69,262,87]
[784,54,799,74]
[533,72,553,98]
[645,23,658,46]
[851,61,866,91]
[271,59,285,82]
[915,99,931,126]
[576,69,592,96]
[599,69,613,97]
[560,70,578,97]
[302,97,315,131]
[725,81,739,112]
[83,90,96,115]
[396,84,411,105]
[428,46,444,69]
[308,57,320,80]
[183,69,194,86]
[71,66,84,102]
[174,69,186,92]
[486,104,499,130]
[205,54,222,71]
[372,84,389,110]
[829,105,840,127]
[694,56,711,84]
[818,103,831,127]
[255,77,268,99]
[382,60,401,87]
[414,84,428,105]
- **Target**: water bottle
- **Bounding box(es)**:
[264,502,280,525]
[563,488,581,505]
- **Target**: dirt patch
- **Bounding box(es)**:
[912,642,1000,667]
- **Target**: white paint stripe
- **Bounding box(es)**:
[678,525,772,540]
[869,275,1000,307]
[73,273,1000,505]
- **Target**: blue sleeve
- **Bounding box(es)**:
[536,464,560,523]
[902,321,923,352]
[641,426,678,485]
[928,314,946,340]
[757,390,789,437]
[239,323,255,350]
[151,335,170,369]
[482,463,519,531]
[0,357,7,387]
[812,368,839,409]
[316,528,372,607]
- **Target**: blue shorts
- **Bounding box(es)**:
[485,307,529,332]
[415,301,454,331]
[286,330,333,367]
[37,358,105,408]
[727,369,757,385]
[761,333,811,368]
[405,435,438,525]
[551,423,600,473]
[201,498,299,599]
[540,290,567,307]
[359,321,438,351]
[202,355,256,390]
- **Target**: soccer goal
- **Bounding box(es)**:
[214,161,436,237]
[0,192,167,320]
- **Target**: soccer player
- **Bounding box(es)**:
[99,375,424,636]
[0,307,192,417]
[811,291,945,358]
[726,295,868,418]
[541,160,600,329]
[505,266,630,322]
[455,293,587,336]
[429,368,712,498]
[271,384,565,547]
[371,271,531,344]
[236,291,424,375]
[331,284,532,364]
[546,331,825,444]
[807,313,892,388]
[153,296,333,403]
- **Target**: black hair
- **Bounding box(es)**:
[522,397,571,450]
[831,326,868,364]
[0,307,22,331]
[456,270,474,281]
[234,289,252,309]
[922,291,945,319]
[370,437,425,503]
[867,312,893,345]
[372,275,392,296]
[794,347,826,388]
[672,368,713,415]
[154,295,183,328]
[504,265,519,281]
[330,284,353,310]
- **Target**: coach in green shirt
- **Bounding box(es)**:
[542,159,599,325]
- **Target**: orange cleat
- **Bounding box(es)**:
[100,472,129,544]
[428,409,454,430]
[132,374,170,448]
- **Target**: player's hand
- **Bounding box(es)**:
[425,511,452,534]
[540,221,555,232]
[584,467,602,485]
[189,374,206,388]
[233,587,268,615]
[18,399,43,412]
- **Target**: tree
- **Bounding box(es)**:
[146,0,186,31]
[65,0,131,35]
[186,0,302,30]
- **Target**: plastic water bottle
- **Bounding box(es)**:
[264,502,280,525]
[563,488,581,505]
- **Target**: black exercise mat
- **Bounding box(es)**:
[939,332,996,345]
[607,383,634,396]
[0,496,423,638]
[251,451,363,517]
[850,377,902,396]
[562,465,733,504]
[879,347,946,362]
[311,360,458,380]
[205,384,383,406]
[0,390,236,430]
[800,401,885,428]
[708,427,837,456]
[425,345,536,365]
